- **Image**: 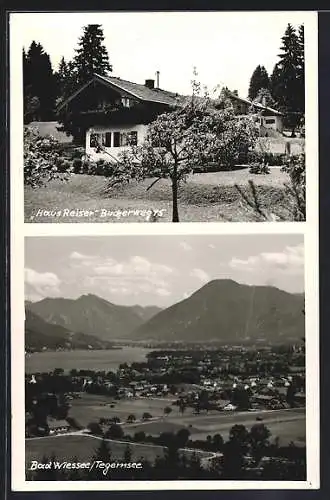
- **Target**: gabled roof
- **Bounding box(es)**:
[57,73,183,111]
[225,90,283,116]
[96,74,183,106]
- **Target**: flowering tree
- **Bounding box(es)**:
[106,83,258,222]
[24,127,71,187]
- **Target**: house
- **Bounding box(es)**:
[223,403,237,411]
[57,73,183,162]
[222,90,284,135]
[57,73,284,162]
[48,419,71,435]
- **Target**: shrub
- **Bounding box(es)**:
[72,158,82,174]
[24,127,71,187]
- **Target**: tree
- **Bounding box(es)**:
[176,428,190,448]
[126,414,136,423]
[56,24,112,142]
[296,24,305,128]
[23,41,57,122]
[73,24,112,87]
[248,65,270,100]
[105,423,124,439]
[112,78,257,222]
[249,423,271,464]
[90,439,112,480]
[229,424,250,449]
[270,24,304,133]
[253,88,276,109]
[87,421,103,436]
[55,57,77,103]
[212,433,224,451]
[24,127,71,187]
[231,387,251,410]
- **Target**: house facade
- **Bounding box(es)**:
[57,74,284,163]
[57,73,181,162]
[224,91,284,135]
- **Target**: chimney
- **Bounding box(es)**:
[145,79,155,89]
[156,71,160,89]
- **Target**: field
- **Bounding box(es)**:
[24,168,293,223]
[25,347,153,374]
[66,393,305,448]
[25,405,305,472]
[68,393,176,427]
[122,407,306,446]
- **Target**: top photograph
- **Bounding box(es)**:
[16,11,311,223]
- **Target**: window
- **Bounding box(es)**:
[127,131,138,146]
[90,132,111,149]
[121,97,131,108]
[90,133,100,148]
[265,118,275,124]
[113,130,138,147]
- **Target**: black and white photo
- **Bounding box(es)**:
[23,234,307,482]
[14,11,310,223]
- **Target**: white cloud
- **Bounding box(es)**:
[77,255,174,297]
[179,241,192,252]
[190,268,210,283]
[25,267,61,300]
[229,244,304,275]
[155,288,171,297]
[208,244,216,249]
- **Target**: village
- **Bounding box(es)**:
[25,343,305,438]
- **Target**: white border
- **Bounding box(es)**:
[10,11,319,491]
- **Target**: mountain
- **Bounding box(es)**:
[26,294,161,340]
[130,280,305,343]
[25,309,113,350]
[130,305,163,322]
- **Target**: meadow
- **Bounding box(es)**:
[24,168,292,223]
[66,393,305,447]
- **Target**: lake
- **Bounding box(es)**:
[25,347,154,374]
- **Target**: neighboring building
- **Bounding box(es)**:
[223,91,284,135]
[56,73,284,163]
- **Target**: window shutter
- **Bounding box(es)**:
[105,132,112,147]
[113,132,120,147]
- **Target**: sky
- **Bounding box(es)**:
[25,234,304,307]
[11,11,310,97]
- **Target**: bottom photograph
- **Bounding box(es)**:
[24,234,306,481]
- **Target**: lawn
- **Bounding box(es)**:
[24,168,293,223]
[68,394,178,428]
